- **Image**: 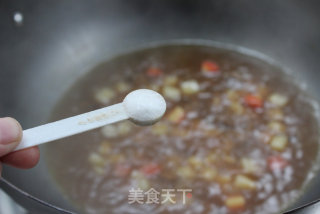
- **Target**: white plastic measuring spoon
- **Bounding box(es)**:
[14,89,166,151]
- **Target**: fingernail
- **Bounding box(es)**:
[0,118,22,145]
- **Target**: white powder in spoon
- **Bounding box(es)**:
[123,89,166,126]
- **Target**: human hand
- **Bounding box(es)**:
[0,117,39,176]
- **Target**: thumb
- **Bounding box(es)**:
[0,117,22,157]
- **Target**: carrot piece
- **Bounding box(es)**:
[267,155,288,171]
[140,163,161,176]
[146,67,163,77]
[244,94,263,108]
[201,60,220,73]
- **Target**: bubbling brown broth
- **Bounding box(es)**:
[45,44,320,214]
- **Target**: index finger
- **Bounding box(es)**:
[0,146,40,169]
